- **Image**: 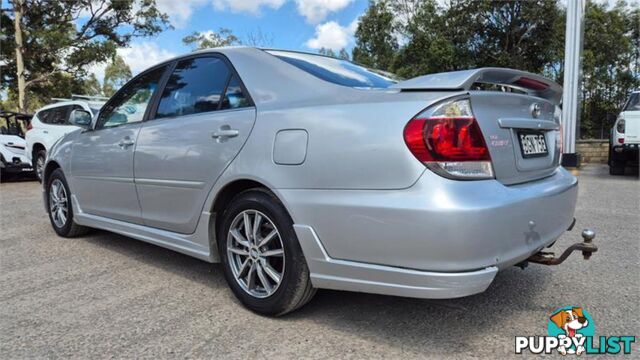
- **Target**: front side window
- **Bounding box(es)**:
[96,67,165,129]
[267,50,399,89]
[155,57,233,119]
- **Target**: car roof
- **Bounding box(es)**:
[37,100,103,112]
[138,46,335,73]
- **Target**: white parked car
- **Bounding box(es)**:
[26,98,104,181]
[0,111,33,178]
[609,90,640,175]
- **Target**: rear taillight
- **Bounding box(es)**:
[404,98,494,179]
[555,105,563,163]
[26,122,33,132]
[618,138,625,144]
[616,119,625,134]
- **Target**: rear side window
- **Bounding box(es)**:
[156,57,237,119]
[38,106,69,125]
[221,75,250,110]
[37,109,51,124]
[267,50,398,89]
[624,93,640,111]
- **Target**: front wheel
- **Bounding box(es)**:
[47,169,89,237]
[218,189,315,316]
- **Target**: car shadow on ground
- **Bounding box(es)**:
[0,173,37,183]
[81,228,554,355]
[578,163,639,180]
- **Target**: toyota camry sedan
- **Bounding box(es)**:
[42,47,586,315]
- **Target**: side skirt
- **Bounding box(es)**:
[72,195,217,263]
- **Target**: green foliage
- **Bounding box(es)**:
[318,47,336,57]
[317,48,350,60]
[352,0,398,70]
[103,55,132,96]
[338,48,350,60]
[352,0,640,139]
[1,0,169,112]
[580,1,639,138]
[182,28,240,50]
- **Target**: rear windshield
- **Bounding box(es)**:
[267,50,398,89]
[624,93,640,111]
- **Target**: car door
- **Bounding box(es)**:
[134,55,256,233]
[69,66,168,223]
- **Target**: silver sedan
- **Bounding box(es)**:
[43,47,579,315]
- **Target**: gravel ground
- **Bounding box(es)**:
[1,165,638,359]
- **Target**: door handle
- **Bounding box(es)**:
[118,137,135,148]
[211,126,239,140]
[43,130,48,134]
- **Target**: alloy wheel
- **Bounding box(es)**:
[36,155,45,181]
[226,209,285,298]
[49,179,68,228]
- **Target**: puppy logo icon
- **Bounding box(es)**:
[548,307,594,355]
[516,306,635,355]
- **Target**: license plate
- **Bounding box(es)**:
[518,131,548,158]
[21,168,33,172]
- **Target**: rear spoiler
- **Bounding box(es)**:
[390,67,563,104]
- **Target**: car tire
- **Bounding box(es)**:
[46,168,89,237]
[35,149,46,183]
[609,163,625,175]
[218,188,315,316]
[608,144,625,175]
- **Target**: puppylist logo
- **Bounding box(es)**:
[515,306,636,355]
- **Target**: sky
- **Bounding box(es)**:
[1,0,623,85]
[91,0,370,80]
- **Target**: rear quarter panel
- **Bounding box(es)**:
[220,48,460,190]
[228,98,431,190]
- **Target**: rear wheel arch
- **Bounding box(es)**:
[43,160,61,186]
[32,143,46,158]
[210,179,289,256]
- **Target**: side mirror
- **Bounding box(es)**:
[69,109,93,129]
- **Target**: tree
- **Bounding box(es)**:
[1,0,169,112]
[102,55,132,96]
[244,28,274,47]
[446,0,560,73]
[338,48,350,60]
[352,0,398,71]
[182,28,240,50]
[318,47,336,57]
[83,74,103,96]
[579,1,639,138]
[352,0,639,139]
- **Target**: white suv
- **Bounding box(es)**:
[26,99,103,182]
[609,91,640,175]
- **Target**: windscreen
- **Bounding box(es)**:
[624,93,640,111]
[267,50,398,89]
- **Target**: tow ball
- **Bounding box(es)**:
[526,229,598,266]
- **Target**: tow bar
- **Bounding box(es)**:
[526,229,598,266]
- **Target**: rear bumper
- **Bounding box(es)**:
[279,167,578,298]
[295,224,498,299]
[611,144,639,167]
[612,143,639,157]
[0,155,33,174]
